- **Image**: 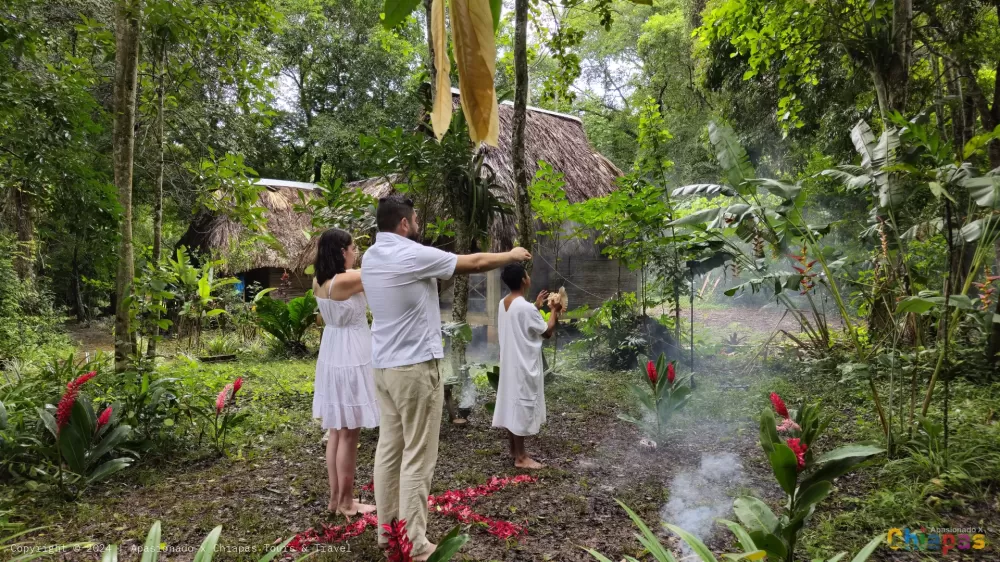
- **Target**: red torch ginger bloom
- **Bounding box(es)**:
[770,392,790,419]
[56,386,81,432]
[646,361,658,384]
[233,377,243,396]
[56,370,98,433]
[786,438,807,471]
[667,362,676,384]
[383,519,414,562]
[216,383,234,414]
[97,407,113,429]
[68,370,97,390]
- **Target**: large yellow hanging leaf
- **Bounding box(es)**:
[448,0,499,146]
[430,0,451,139]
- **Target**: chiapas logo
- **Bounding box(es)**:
[887,526,988,555]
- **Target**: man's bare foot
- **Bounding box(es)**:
[413,543,437,562]
[514,457,544,469]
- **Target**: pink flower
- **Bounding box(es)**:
[97,407,113,429]
[787,438,807,471]
[770,393,790,419]
[233,377,243,396]
[646,361,657,384]
[776,418,801,433]
[667,363,676,384]
[216,383,234,414]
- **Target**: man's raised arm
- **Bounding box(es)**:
[453,247,531,275]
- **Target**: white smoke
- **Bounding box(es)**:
[660,452,744,553]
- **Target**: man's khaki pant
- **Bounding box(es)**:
[373,359,443,557]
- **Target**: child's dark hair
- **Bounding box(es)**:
[501,263,527,291]
[315,228,352,285]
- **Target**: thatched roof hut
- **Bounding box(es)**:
[176,179,319,296]
[352,89,623,251]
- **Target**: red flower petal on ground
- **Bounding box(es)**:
[786,438,807,471]
[646,361,658,384]
[770,392,790,418]
[667,362,675,384]
[97,407,112,428]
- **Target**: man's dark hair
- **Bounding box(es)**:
[501,263,527,291]
[376,195,415,232]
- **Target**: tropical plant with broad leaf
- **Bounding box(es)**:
[583,499,884,562]
[36,371,134,497]
[618,352,691,442]
[253,288,318,356]
[165,247,238,350]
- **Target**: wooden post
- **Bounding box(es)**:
[486,269,501,343]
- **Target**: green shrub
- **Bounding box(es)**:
[253,289,317,356]
[0,236,68,366]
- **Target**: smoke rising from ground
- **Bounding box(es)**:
[660,452,744,553]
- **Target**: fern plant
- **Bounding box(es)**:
[253,289,317,356]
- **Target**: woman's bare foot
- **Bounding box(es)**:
[514,457,545,469]
[413,543,437,562]
[337,499,376,517]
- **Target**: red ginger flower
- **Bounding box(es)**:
[56,371,98,433]
[770,392,790,419]
[97,407,112,429]
[786,438,807,471]
[383,519,414,562]
[667,362,676,384]
[646,361,658,384]
[68,370,97,390]
[233,377,243,395]
[216,383,234,413]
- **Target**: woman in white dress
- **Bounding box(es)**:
[312,228,380,517]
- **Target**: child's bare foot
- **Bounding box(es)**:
[514,457,544,469]
[413,543,437,561]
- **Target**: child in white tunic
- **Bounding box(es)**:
[492,263,561,469]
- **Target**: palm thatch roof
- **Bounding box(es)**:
[176,180,318,273]
[352,89,622,250]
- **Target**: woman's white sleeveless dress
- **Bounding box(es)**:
[312,281,380,430]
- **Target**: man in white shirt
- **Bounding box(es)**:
[362,195,531,561]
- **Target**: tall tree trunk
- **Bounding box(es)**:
[451,222,472,367]
[511,0,534,265]
[872,0,913,123]
[72,244,86,323]
[113,0,142,372]
[152,44,165,265]
[11,180,34,282]
[424,0,436,78]
[148,42,166,359]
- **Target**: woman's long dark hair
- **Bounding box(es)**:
[315,228,352,286]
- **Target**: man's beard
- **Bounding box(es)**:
[406,229,421,243]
